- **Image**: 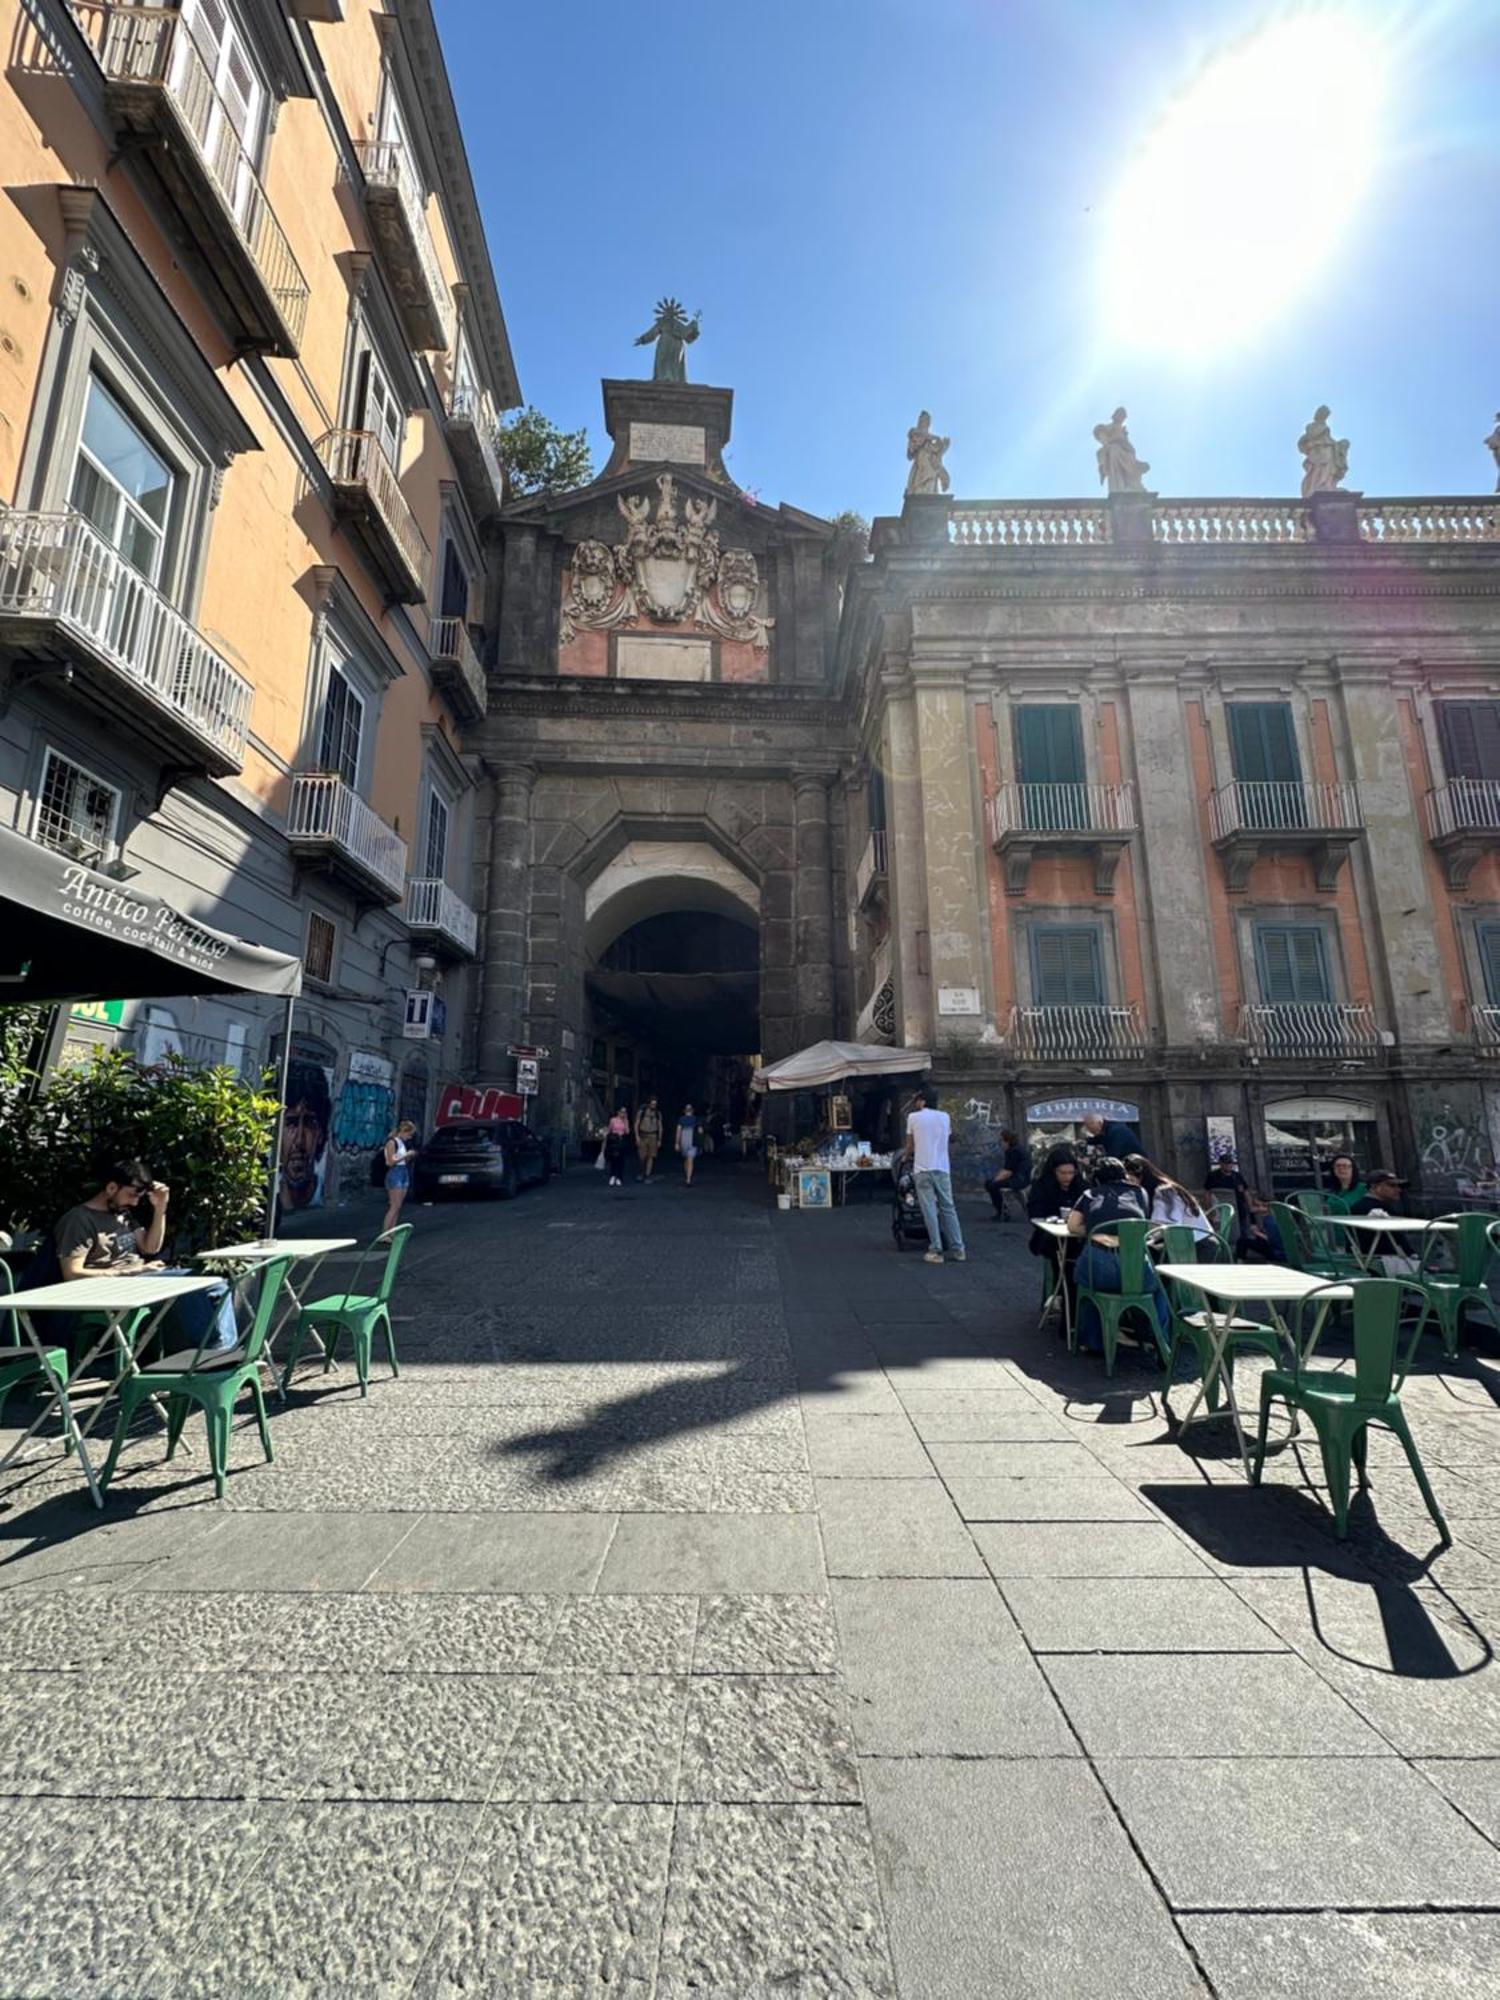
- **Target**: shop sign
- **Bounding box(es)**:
[70,999,126,1028]
[1026,1096,1139,1123]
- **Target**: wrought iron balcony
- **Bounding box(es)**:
[1425,777,1500,889]
[428,617,486,724]
[74,2,310,354]
[987,782,1136,894]
[1473,1006,1500,1057]
[855,935,895,1044]
[287,772,406,904]
[353,139,452,352]
[1209,779,1363,891]
[316,429,429,605]
[854,829,888,909]
[1240,1002,1382,1061]
[0,508,252,775]
[1008,1004,1147,1063]
[405,876,479,959]
[445,383,505,518]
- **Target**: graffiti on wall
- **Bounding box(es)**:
[1418,1099,1493,1187]
[940,1094,1004,1189]
[331,1050,395,1159]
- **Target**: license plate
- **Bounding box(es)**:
[439,1173,469,1185]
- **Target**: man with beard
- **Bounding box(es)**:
[280,1059,332,1210]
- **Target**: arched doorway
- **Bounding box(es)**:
[582,841,761,1138]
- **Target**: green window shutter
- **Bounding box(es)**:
[1228,704,1301,784]
[1439,703,1500,781]
[1031,926,1103,1006]
[1478,924,1500,1006]
[1255,925,1330,1004]
[1015,705,1085,784]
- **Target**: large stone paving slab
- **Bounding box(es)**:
[971,1519,1212,1577]
[1001,1575,1288,1651]
[596,1514,824,1593]
[1182,1912,1500,1999]
[1045,1653,1387,1756]
[816,1479,986,1577]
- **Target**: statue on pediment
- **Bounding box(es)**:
[634,298,701,383]
[1298,404,1350,497]
[905,411,951,495]
[1094,407,1151,494]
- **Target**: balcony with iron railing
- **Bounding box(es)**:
[855,934,895,1044]
[1425,777,1500,889]
[286,772,406,905]
[0,508,252,775]
[1473,1006,1500,1057]
[428,617,486,724]
[1008,1004,1147,1063]
[1208,778,1363,891]
[987,782,1137,894]
[405,876,479,959]
[854,828,888,909]
[316,429,429,604]
[445,382,505,518]
[70,2,309,354]
[353,139,452,352]
[1240,1001,1383,1061]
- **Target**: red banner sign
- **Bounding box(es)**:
[435,1083,524,1126]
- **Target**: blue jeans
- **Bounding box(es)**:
[1075,1246,1169,1352]
[135,1270,239,1352]
[914,1170,964,1255]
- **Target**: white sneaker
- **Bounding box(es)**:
[923,1250,944,1264]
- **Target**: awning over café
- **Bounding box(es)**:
[0,822,302,1004]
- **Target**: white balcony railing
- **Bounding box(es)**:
[447,382,505,505]
[79,2,310,348]
[405,876,478,956]
[950,501,1110,548]
[1474,1006,1500,1056]
[854,828,888,905]
[1008,1005,1146,1061]
[1358,501,1500,544]
[1427,777,1500,841]
[988,782,1137,839]
[0,508,252,767]
[287,772,406,901]
[316,428,429,596]
[428,616,486,718]
[354,138,452,347]
[1240,1002,1382,1059]
[1152,501,1311,545]
[1210,779,1362,841]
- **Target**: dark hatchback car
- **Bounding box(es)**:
[412,1120,549,1201]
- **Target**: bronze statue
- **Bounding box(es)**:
[634,298,700,383]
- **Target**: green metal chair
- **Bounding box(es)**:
[1272,1200,1361,1281]
[1158,1225,1280,1413]
[0,1257,73,1445]
[1400,1213,1500,1360]
[281,1225,410,1397]
[98,1257,291,1501]
[1207,1200,1236,1249]
[1252,1278,1451,1544]
[1075,1218,1168,1377]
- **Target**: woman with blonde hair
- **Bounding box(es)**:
[381,1120,417,1233]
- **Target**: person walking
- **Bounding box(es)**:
[904,1090,965,1265]
[634,1096,663,1181]
[676,1102,701,1185]
[985,1128,1032,1221]
[603,1106,632,1188]
[381,1121,417,1233]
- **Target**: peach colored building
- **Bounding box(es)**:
[0,0,515,1204]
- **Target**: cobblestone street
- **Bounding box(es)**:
[3,1163,1500,1995]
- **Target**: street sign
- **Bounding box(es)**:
[516,1057,539,1093]
[507,1044,550,1059]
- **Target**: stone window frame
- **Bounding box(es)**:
[299,568,406,796]
[27,741,123,864]
[1010,906,1125,1010]
[1235,904,1350,1009]
[19,188,259,623]
[991,686,1105,791]
[303,908,340,989]
[1457,907,1500,1016]
[1202,673,1329,798]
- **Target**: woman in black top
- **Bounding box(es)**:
[1065,1158,1170,1357]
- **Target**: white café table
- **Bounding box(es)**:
[196,1238,356,1393]
[1155,1264,1354,1478]
[1033,1218,1075,1342]
[0,1274,221,1508]
[1324,1214,1454,1273]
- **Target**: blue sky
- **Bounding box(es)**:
[441,0,1499,521]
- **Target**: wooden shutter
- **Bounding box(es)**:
[1228,704,1301,783]
[1255,925,1330,1004]
[1478,924,1500,1006]
[424,792,449,880]
[440,543,469,621]
[1032,926,1103,1006]
[1439,703,1500,781]
[1015,705,1084,784]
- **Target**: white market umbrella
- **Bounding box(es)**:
[752,1040,932,1092]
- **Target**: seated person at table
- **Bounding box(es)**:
[1066,1158,1171,1357]
[1349,1168,1418,1274]
[1027,1156,1085,1316]
[1204,1153,1251,1240]
[1240,1191,1288,1264]
[53,1160,237,1351]
[1323,1153,1368,1215]
[986,1129,1032,1220]
[1127,1154,1215,1243]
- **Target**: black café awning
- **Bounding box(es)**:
[0,821,302,1004]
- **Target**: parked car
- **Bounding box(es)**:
[412,1120,549,1201]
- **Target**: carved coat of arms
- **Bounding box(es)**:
[560,474,773,650]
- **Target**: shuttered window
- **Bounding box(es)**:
[1228,703,1301,783]
[1015,705,1085,830]
[1254,925,1331,1005]
[1030,926,1104,1006]
[424,791,449,881]
[1438,703,1500,782]
[1477,924,1500,1007]
[318,664,364,790]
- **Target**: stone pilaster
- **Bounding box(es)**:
[794,773,835,1044]
[911,671,988,1041]
[478,762,535,1075]
[1124,672,1222,1047]
[883,683,929,1048]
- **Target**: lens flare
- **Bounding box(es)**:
[1103,12,1386,350]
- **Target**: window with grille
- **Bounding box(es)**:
[32,750,119,860]
[305,912,337,985]
[318,664,364,789]
[1029,926,1105,1007]
[1253,924,1332,1005]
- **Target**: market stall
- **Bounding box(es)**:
[751,1040,931,1208]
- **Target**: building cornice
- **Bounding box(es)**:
[483,675,845,730]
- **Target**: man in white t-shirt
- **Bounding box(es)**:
[904,1091,966,1265]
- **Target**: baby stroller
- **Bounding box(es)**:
[891,1162,929,1251]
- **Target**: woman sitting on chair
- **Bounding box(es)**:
[1066,1158,1171,1355]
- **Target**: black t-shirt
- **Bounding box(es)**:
[1002,1143,1031,1184]
[1071,1184,1150,1236]
[54,1202,139,1272]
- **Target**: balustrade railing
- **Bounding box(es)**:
[76,2,309,347]
[1240,1002,1381,1059]
[405,876,479,955]
[0,508,252,765]
[1008,1005,1146,1061]
[447,382,505,502]
[287,772,406,900]
[1358,501,1500,544]
[1473,1006,1500,1055]
[854,828,888,904]
[429,616,486,714]
[949,502,1110,547]
[988,781,1137,839]
[1426,777,1500,839]
[354,137,452,346]
[1210,779,1362,840]
[316,429,429,593]
[1152,501,1310,545]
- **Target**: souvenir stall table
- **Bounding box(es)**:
[753,1040,931,1210]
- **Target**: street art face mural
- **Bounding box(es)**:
[279,1039,335,1212]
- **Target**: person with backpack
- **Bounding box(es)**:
[381,1122,417,1233]
[634,1096,663,1182]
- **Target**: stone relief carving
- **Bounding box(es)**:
[560,472,774,650]
[1298,404,1350,497]
[1093,407,1151,494]
[1486,412,1500,495]
[905,411,951,495]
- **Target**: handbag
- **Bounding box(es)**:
[595,1142,607,1172]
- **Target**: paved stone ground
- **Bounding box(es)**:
[2,1163,1500,1995]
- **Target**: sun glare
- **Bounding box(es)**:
[1103,12,1386,352]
